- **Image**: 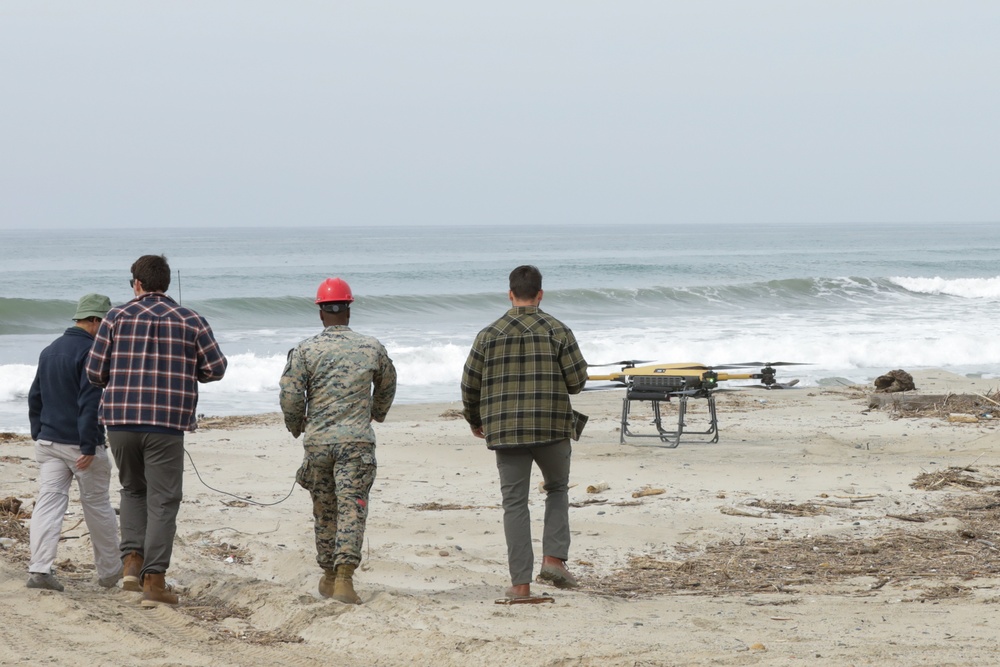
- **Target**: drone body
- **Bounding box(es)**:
[586,361,804,447]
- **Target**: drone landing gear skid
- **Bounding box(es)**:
[620,393,719,448]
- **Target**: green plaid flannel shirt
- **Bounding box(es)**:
[462,306,588,449]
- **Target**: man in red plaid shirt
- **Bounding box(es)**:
[86,254,227,607]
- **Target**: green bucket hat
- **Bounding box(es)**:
[73,293,112,320]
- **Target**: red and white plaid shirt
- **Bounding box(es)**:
[86,292,227,432]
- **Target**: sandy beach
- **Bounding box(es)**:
[3,369,1000,666]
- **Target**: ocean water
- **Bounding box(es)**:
[1,222,999,433]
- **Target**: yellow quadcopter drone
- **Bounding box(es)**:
[587,360,803,448]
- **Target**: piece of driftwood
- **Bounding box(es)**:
[60,518,84,535]
[632,488,665,498]
[720,505,773,519]
[587,481,609,494]
[833,494,876,502]
[947,413,979,423]
[812,500,856,509]
[748,500,828,516]
[978,394,1000,408]
[570,498,607,508]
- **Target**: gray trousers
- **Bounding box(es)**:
[28,441,120,579]
[108,431,184,577]
[495,439,572,585]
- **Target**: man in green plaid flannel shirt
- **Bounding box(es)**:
[462,265,589,602]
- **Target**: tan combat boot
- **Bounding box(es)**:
[332,564,361,605]
[140,573,179,608]
[122,552,143,592]
[318,568,336,598]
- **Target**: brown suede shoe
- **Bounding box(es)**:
[122,552,143,592]
[140,572,178,608]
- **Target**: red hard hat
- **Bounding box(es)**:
[315,277,354,304]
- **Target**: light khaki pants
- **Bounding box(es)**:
[28,440,121,580]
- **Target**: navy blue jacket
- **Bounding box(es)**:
[28,326,105,455]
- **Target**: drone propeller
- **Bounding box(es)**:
[587,359,655,367]
[742,379,801,390]
[672,361,809,371]
[718,361,808,368]
[667,386,742,397]
[582,383,626,392]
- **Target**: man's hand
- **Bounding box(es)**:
[470,425,485,439]
[75,454,94,471]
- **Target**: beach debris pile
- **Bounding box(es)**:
[720,499,830,519]
[409,501,483,511]
[0,496,30,559]
[590,466,1000,600]
[874,369,916,393]
[869,389,999,421]
[909,465,998,491]
[180,596,303,645]
[0,496,23,515]
[199,541,253,565]
[196,414,282,430]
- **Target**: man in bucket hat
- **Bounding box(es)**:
[27,293,121,592]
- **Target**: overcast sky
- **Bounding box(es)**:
[1,1,998,230]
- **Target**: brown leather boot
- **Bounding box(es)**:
[140,573,179,608]
[318,568,336,598]
[332,564,361,605]
[122,552,143,592]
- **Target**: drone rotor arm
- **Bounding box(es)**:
[586,359,655,368]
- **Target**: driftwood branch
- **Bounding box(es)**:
[977,393,1000,408]
[720,506,774,519]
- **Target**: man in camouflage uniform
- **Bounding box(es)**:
[279,277,397,604]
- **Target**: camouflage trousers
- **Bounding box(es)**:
[296,441,377,570]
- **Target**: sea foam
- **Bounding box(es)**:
[890,276,1000,299]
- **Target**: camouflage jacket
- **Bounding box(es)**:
[462,306,588,450]
[279,325,397,446]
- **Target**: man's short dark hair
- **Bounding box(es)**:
[132,255,171,293]
[509,265,542,300]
